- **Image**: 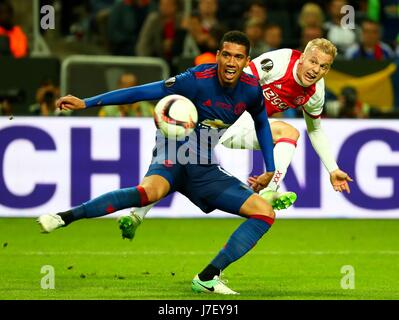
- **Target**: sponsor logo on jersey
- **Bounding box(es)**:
[234,102,247,115]
[274,84,282,89]
[201,119,231,129]
[165,77,176,87]
[262,86,289,111]
[260,58,274,72]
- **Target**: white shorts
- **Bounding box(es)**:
[219,111,276,150]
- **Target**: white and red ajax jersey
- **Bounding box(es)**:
[244,49,325,118]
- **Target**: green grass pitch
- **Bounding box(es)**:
[0,217,398,300]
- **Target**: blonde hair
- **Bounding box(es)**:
[304,38,337,58]
[298,3,324,28]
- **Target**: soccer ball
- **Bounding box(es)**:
[154,94,198,139]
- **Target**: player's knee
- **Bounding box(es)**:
[282,123,300,141]
[289,126,300,141]
[272,122,300,142]
[241,195,275,219]
[255,197,275,219]
[139,175,170,204]
[256,205,275,220]
[138,185,164,203]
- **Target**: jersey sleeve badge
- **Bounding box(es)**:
[260,58,274,72]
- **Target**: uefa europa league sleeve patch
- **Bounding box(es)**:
[260,59,273,72]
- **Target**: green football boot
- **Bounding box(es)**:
[259,189,297,210]
[118,213,142,240]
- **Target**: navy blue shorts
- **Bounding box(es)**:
[145,161,254,214]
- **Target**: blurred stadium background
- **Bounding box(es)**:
[1,0,399,300]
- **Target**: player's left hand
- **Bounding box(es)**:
[330,169,353,193]
[247,175,258,187]
[250,172,274,193]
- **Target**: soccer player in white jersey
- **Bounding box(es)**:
[123,38,353,240]
[221,37,353,198]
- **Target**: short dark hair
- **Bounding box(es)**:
[219,31,251,56]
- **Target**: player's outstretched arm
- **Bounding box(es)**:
[57,81,169,111]
[253,111,275,171]
[303,111,353,193]
[84,81,167,108]
[251,109,275,192]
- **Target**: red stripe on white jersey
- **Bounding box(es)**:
[249,61,260,80]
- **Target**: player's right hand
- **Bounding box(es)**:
[56,95,86,111]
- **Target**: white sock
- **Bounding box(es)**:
[133,201,158,220]
[266,139,297,192]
